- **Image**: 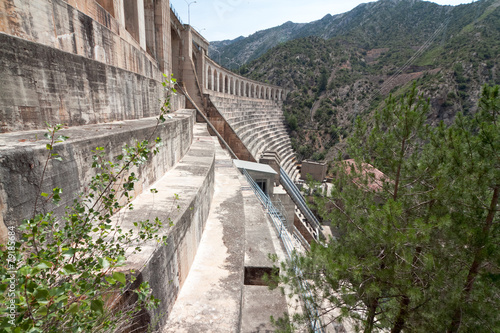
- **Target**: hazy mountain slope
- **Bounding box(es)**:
[239,0,500,161]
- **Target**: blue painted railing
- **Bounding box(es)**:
[240,168,325,333]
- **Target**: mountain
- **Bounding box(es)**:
[218,0,500,161]
[210,0,457,69]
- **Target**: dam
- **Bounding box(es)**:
[0,0,322,331]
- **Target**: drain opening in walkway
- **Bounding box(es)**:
[244,266,279,286]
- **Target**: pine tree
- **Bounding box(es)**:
[431,84,500,332]
[275,84,500,332]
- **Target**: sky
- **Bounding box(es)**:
[169,0,477,41]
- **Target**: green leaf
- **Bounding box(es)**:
[49,287,65,297]
[62,248,76,258]
[36,306,48,316]
[98,257,110,270]
[56,135,69,142]
[113,272,127,285]
[52,187,63,204]
[40,192,49,198]
[62,264,77,275]
[105,276,116,284]
[34,288,49,301]
[36,261,53,270]
[55,295,68,304]
[90,299,104,314]
[68,303,79,313]
[116,256,126,266]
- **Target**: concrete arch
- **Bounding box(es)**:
[214,72,218,92]
[203,58,286,100]
[224,75,229,93]
[207,66,213,90]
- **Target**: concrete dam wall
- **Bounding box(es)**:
[0,0,183,133]
[0,0,296,330]
[206,94,299,180]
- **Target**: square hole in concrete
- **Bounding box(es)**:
[244,266,279,286]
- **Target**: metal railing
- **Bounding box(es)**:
[170,3,184,26]
[279,167,323,239]
[240,168,324,333]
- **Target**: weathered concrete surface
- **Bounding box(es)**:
[206,94,299,180]
[0,109,195,240]
[0,0,168,76]
[0,0,182,133]
[272,185,296,232]
[113,122,216,329]
[0,33,183,132]
[238,172,289,333]
[163,141,245,332]
[163,139,289,332]
[241,286,289,333]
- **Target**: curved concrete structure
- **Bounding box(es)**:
[0,0,295,331]
[204,58,287,101]
[205,95,300,180]
[0,0,184,133]
[116,123,216,329]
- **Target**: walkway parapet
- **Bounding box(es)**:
[204,57,288,101]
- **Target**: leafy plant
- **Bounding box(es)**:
[0,74,178,332]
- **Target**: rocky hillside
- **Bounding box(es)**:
[218,0,500,161]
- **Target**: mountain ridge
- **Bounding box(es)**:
[219,0,500,161]
[209,0,462,68]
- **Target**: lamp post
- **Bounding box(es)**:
[184,0,196,26]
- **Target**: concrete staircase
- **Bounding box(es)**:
[208,96,299,181]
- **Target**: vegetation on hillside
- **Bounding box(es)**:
[214,1,500,331]
[272,84,500,332]
[229,0,500,161]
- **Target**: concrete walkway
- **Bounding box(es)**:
[163,139,246,332]
[163,135,289,332]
